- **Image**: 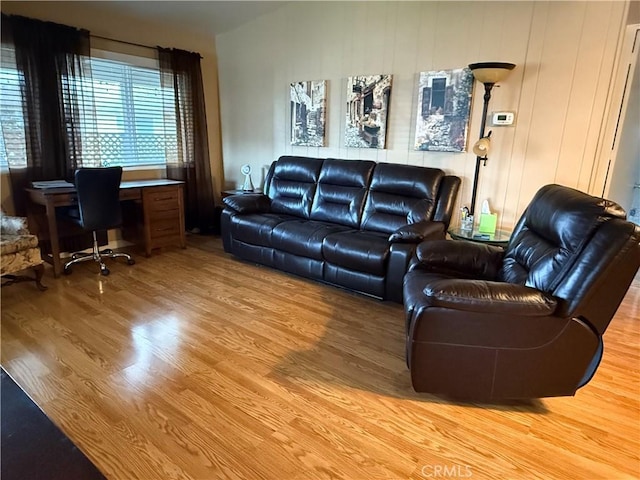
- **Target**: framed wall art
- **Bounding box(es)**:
[290,80,327,146]
[345,74,392,149]
[414,68,474,152]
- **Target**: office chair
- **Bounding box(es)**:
[63,167,135,276]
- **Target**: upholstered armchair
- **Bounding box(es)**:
[1,212,46,290]
[403,184,640,400]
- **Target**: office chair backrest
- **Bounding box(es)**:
[75,167,123,232]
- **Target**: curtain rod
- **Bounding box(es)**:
[90,34,202,58]
[91,34,156,51]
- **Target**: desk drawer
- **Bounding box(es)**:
[138,184,185,255]
[149,218,181,238]
[148,207,181,221]
[144,187,180,211]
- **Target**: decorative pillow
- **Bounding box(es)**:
[0,214,29,236]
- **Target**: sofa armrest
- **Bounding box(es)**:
[389,221,444,243]
[222,194,271,214]
[0,215,29,235]
[410,240,504,280]
[423,278,558,316]
[432,175,461,229]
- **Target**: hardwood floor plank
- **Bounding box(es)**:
[2,236,638,479]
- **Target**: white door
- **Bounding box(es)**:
[592,24,640,223]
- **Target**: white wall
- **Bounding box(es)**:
[217,1,629,229]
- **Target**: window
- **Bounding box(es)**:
[87,52,178,167]
[0,46,178,169]
[0,45,27,168]
[430,78,446,112]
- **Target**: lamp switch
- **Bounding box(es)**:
[491,111,515,126]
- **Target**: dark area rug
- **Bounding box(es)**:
[1,367,107,480]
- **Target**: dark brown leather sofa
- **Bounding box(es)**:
[222,156,460,302]
[403,184,640,400]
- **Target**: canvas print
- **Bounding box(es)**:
[290,80,327,146]
[414,68,474,152]
[345,75,392,149]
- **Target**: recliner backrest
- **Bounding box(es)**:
[553,217,640,334]
[360,163,444,234]
[499,184,627,293]
[75,167,123,231]
[310,159,375,228]
[268,156,324,218]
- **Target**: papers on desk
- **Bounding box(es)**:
[31,180,74,189]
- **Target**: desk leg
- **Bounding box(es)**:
[45,198,63,278]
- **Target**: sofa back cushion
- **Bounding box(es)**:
[360,163,444,234]
[268,156,324,219]
[310,159,376,228]
[499,184,627,292]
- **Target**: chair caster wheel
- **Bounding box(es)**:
[100,267,110,276]
[127,259,135,265]
[63,267,72,275]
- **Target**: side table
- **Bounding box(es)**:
[448,227,511,247]
[222,189,262,198]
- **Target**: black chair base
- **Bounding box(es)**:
[64,232,134,276]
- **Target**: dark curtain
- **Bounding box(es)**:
[1,14,92,215]
[158,47,216,234]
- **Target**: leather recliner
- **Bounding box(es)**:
[403,184,640,400]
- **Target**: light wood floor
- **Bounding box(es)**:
[1,236,639,480]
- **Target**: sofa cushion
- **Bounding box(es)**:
[361,164,444,234]
[0,247,43,276]
[228,213,296,247]
[268,156,324,218]
[322,230,390,276]
[0,234,39,256]
[310,159,375,228]
[271,220,352,260]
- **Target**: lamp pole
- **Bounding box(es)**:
[470,82,494,217]
[467,62,516,218]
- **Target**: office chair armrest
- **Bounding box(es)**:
[222,194,271,214]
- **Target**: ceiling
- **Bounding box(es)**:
[85,1,289,37]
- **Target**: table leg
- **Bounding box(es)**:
[45,198,62,278]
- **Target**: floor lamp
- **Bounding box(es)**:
[468,62,516,217]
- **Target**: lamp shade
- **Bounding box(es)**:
[468,62,515,84]
[473,136,491,157]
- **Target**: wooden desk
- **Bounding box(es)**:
[26,179,186,277]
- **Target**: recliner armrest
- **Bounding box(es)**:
[410,240,504,280]
[389,221,444,243]
[423,278,558,316]
[222,194,271,214]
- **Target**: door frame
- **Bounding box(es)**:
[590,23,640,198]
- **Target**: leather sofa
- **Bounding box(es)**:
[222,156,460,302]
[403,184,640,400]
